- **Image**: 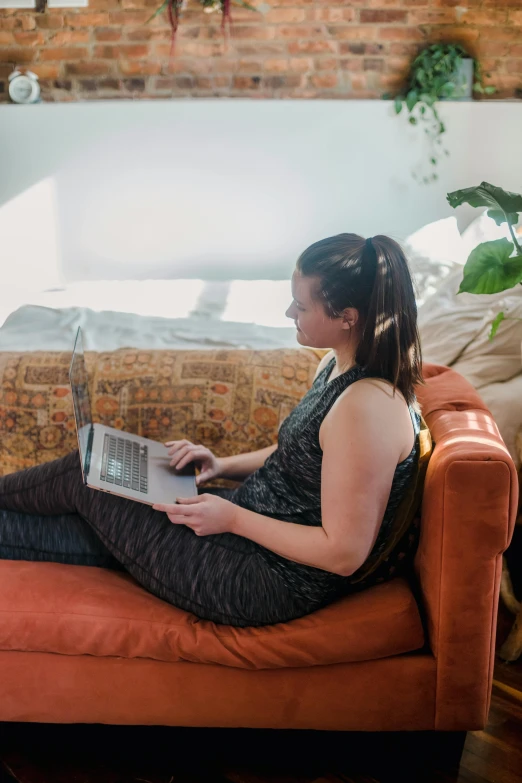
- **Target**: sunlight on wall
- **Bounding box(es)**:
[0,177,62,291]
[222,280,293,327]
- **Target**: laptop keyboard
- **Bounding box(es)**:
[100,434,148,494]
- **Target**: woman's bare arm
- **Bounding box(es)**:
[218,445,277,482]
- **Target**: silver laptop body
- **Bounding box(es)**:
[69,327,197,506]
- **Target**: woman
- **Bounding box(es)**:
[0,233,425,627]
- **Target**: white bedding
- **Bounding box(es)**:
[0,280,298,352]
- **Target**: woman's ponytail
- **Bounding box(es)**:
[296,233,425,407]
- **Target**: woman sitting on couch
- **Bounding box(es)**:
[0,233,425,627]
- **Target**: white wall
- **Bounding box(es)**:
[0,99,520,284]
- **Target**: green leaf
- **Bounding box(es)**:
[484,86,496,94]
[409,116,417,125]
[489,311,505,341]
[446,181,522,218]
[232,0,259,11]
[405,91,418,112]
[486,209,520,227]
[394,97,403,114]
[457,238,521,295]
[146,0,169,24]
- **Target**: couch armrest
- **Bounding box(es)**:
[413,409,518,730]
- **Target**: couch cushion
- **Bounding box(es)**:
[0,561,425,669]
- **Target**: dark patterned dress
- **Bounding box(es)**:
[0,357,421,627]
[226,356,422,603]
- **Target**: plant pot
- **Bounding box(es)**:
[440,57,474,101]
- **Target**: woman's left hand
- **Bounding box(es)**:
[152,494,239,536]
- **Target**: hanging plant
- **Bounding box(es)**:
[382,43,496,184]
[148,0,259,57]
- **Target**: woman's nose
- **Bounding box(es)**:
[285,303,295,319]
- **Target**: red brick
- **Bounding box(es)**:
[340,58,364,72]
[0,18,22,31]
[265,74,303,88]
[233,75,262,89]
[263,58,289,72]
[229,26,276,40]
[309,8,356,23]
[66,13,110,28]
[120,60,161,75]
[314,56,338,72]
[89,0,121,7]
[279,26,324,39]
[509,10,522,25]
[510,44,522,57]
[387,56,412,73]
[506,59,522,73]
[65,61,113,75]
[350,74,368,90]
[94,44,150,58]
[484,0,522,5]
[50,31,90,45]
[109,11,151,24]
[309,72,338,88]
[12,31,45,46]
[289,57,314,72]
[0,47,35,63]
[287,40,337,54]
[367,0,430,5]
[30,64,62,79]
[478,42,511,57]
[364,57,385,71]
[125,27,169,41]
[330,25,380,42]
[21,16,36,32]
[360,10,408,24]
[407,9,459,24]
[0,32,14,45]
[389,42,422,56]
[265,9,306,23]
[461,10,509,25]
[35,14,64,30]
[378,27,425,41]
[95,28,123,42]
[41,47,89,61]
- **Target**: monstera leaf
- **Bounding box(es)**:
[457,239,522,295]
[447,181,522,227]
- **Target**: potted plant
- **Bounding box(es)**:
[148,0,259,56]
[446,182,522,339]
[383,43,496,184]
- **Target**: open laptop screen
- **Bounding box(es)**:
[69,327,93,480]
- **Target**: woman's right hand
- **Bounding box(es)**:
[164,439,222,486]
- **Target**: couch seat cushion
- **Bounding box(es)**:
[0,562,425,669]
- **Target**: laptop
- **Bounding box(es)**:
[69,327,197,506]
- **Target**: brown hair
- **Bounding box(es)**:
[296,233,425,408]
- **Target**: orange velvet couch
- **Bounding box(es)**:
[0,351,517,732]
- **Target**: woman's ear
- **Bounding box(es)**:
[340,307,359,331]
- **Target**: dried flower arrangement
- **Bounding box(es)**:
[148,0,259,56]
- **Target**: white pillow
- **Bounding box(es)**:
[451,292,522,389]
[418,265,522,373]
[402,216,466,307]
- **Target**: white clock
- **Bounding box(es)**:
[8,70,41,104]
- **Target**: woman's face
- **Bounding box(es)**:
[285,270,358,348]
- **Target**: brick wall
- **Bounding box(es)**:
[0,0,521,103]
